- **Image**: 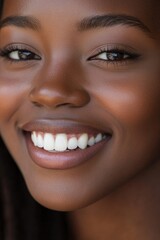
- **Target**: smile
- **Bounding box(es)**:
[23,120,111,169]
[31,132,106,152]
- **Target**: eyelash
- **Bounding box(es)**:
[0,45,41,63]
[0,44,140,67]
[87,47,140,65]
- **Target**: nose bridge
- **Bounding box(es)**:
[29,57,90,108]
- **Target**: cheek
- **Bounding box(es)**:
[0,70,32,124]
[103,85,159,129]
[87,70,160,161]
[88,69,160,129]
[0,84,23,124]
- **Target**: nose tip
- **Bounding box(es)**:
[29,82,90,109]
[29,56,90,109]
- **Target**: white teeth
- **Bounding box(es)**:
[78,133,88,149]
[37,134,44,148]
[68,137,78,150]
[31,132,106,152]
[31,131,38,146]
[55,134,67,152]
[95,133,102,143]
[44,133,54,151]
[88,136,95,146]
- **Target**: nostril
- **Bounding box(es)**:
[31,101,42,108]
[29,80,91,109]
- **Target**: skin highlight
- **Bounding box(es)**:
[0,0,160,239]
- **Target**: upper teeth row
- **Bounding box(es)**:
[31,132,105,152]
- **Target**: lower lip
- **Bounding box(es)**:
[25,132,110,170]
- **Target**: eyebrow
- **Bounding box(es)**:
[77,14,151,36]
[0,14,151,37]
[0,15,41,30]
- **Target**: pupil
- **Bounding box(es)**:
[19,50,33,60]
[108,52,125,61]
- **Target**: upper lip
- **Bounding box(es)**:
[21,119,112,136]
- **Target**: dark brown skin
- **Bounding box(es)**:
[0,0,160,239]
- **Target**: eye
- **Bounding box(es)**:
[88,47,140,63]
[0,44,41,62]
[8,50,41,61]
[94,51,130,61]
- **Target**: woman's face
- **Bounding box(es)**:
[0,0,160,211]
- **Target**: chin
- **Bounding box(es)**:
[23,173,108,212]
[28,190,94,212]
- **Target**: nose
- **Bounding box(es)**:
[29,63,90,109]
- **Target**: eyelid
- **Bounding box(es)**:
[89,50,138,61]
[87,44,139,58]
[0,43,41,59]
[87,44,140,63]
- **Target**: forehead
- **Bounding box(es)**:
[2,0,159,16]
[1,0,160,34]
